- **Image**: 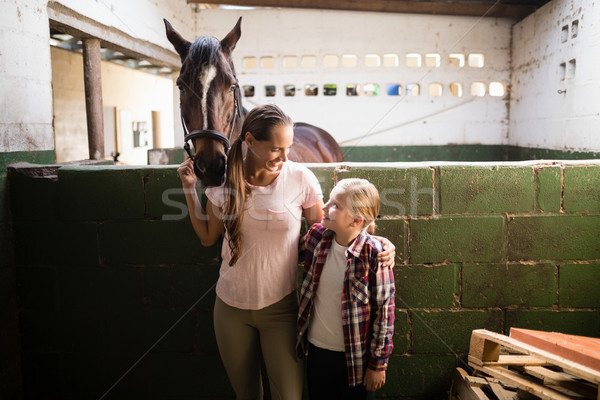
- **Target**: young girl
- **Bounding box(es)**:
[297,178,395,400]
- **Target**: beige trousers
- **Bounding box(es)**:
[213,291,304,400]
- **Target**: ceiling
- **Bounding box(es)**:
[189,0,552,20]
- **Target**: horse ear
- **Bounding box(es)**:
[221,17,242,54]
[164,19,191,63]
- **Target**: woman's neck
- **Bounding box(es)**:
[244,158,280,186]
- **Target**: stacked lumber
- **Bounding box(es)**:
[457,328,600,400]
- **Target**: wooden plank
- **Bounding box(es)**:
[522,366,599,399]
[487,381,517,400]
[470,330,502,362]
[470,330,600,384]
[471,364,575,400]
[510,328,600,373]
[453,368,491,400]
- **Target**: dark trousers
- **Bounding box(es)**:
[306,343,375,400]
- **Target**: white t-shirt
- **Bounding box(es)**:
[308,238,347,351]
[205,161,322,310]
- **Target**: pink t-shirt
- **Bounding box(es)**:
[205,161,322,310]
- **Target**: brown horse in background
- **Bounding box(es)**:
[164,17,343,187]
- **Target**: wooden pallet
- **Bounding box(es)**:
[468,329,600,400]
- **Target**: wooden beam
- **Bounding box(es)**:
[187,0,541,19]
[82,38,105,160]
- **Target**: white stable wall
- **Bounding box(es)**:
[193,8,514,147]
[510,0,600,152]
[0,0,54,152]
[0,0,192,156]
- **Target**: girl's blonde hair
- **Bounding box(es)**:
[223,104,293,266]
[336,178,380,234]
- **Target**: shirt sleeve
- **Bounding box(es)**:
[204,184,227,208]
[367,244,395,371]
[300,166,323,209]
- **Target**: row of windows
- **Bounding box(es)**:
[242,81,507,98]
[242,52,486,70]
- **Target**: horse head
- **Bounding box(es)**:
[164,18,243,187]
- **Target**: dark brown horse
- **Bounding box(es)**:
[164,17,343,187]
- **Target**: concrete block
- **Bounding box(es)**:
[410,216,505,263]
[393,309,410,354]
[395,264,460,308]
[559,263,600,307]
[375,219,408,263]
[382,354,456,397]
[334,166,435,216]
[58,166,145,220]
[171,264,219,309]
[505,309,600,338]
[563,165,600,212]
[9,175,59,223]
[439,165,535,214]
[536,165,562,213]
[144,166,189,219]
[58,309,106,352]
[463,263,557,307]
[20,352,62,399]
[508,215,600,261]
[12,221,100,266]
[99,220,220,265]
[15,266,56,312]
[18,309,60,353]
[56,265,108,310]
[412,310,503,353]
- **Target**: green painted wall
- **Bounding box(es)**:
[6,160,600,399]
[1,151,55,400]
[150,145,600,165]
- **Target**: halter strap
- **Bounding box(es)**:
[181,83,239,159]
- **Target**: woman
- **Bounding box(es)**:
[178,104,393,399]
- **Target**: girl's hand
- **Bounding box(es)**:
[364,369,386,392]
[374,236,395,268]
[177,156,197,188]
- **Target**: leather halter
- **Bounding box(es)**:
[181,83,239,160]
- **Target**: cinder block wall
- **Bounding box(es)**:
[8,161,600,399]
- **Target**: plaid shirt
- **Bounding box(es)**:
[296,223,395,387]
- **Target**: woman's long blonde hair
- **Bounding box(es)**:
[223,104,293,266]
[335,178,380,234]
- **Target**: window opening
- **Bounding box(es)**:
[489,82,506,97]
[323,54,339,68]
[301,55,317,68]
[449,53,465,67]
[406,53,422,67]
[365,54,381,67]
[346,84,360,96]
[468,53,485,68]
[243,57,257,69]
[342,54,358,68]
[429,83,443,97]
[243,85,255,97]
[568,58,576,78]
[425,53,441,67]
[571,20,579,38]
[324,84,337,96]
[260,57,275,69]
[470,82,487,97]
[561,25,569,43]
[304,84,318,96]
[406,83,420,96]
[559,62,566,80]
[265,85,276,97]
[449,82,463,97]
[282,56,297,68]
[284,85,295,96]
[383,54,398,67]
[386,84,402,96]
[364,83,379,96]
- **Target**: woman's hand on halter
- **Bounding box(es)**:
[178,156,197,189]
